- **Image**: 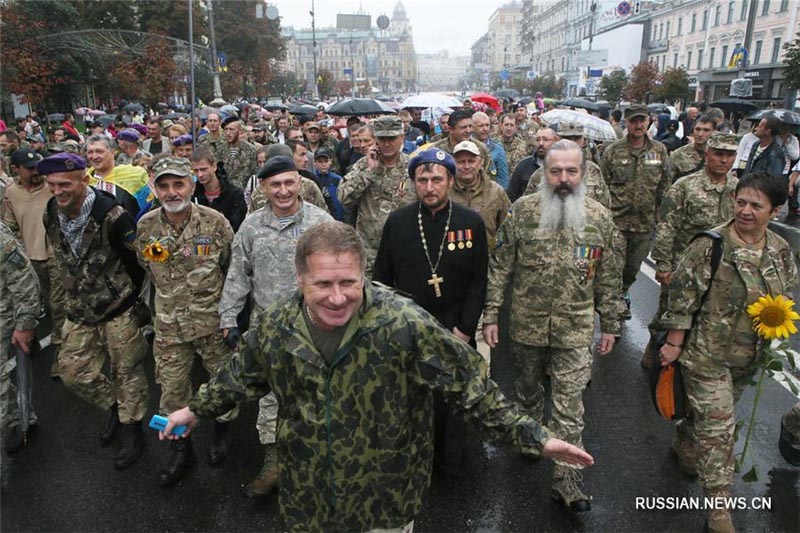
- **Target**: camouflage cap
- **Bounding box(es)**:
[706,132,739,151]
[558,121,585,137]
[152,156,192,181]
[624,104,649,119]
[46,142,81,155]
[372,115,403,137]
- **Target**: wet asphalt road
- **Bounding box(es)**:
[1,269,799,532]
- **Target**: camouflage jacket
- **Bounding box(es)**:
[485,193,621,346]
[431,136,494,177]
[500,134,532,176]
[0,222,40,337]
[44,188,143,324]
[667,142,705,183]
[599,136,669,233]
[197,131,227,163]
[338,154,415,257]
[661,224,798,373]
[191,283,550,531]
[221,140,259,189]
[449,172,511,249]
[651,169,738,273]
[136,204,234,344]
[523,161,611,208]
[218,202,332,329]
[248,177,327,214]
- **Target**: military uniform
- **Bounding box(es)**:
[191,283,551,531]
[501,134,532,176]
[661,224,798,493]
[449,170,511,249]
[221,140,259,189]
[136,203,236,420]
[197,131,227,163]
[248,177,327,214]
[485,193,620,457]
[599,131,669,298]
[523,161,611,208]
[0,222,40,432]
[667,142,705,183]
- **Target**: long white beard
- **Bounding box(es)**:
[539,181,586,233]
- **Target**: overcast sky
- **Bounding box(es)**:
[273,1,504,56]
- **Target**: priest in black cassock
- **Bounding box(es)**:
[374,148,488,477]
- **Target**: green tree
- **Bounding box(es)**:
[316,68,335,98]
[782,32,800,91]
[597,69,628,104]
[623,60,661,103]
[655,67,690,103]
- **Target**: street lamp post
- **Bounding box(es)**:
[310,0,319,100]
[206,0,226,105]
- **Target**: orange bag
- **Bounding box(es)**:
[650,359,687,420]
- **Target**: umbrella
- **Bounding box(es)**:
[327,98,397,116]
[470,92,501,112]
[518,96,534,105]
[288,104,319,116]
[263,102,288,111]
[15,346,33,438]
[123,103,144,113]
[709,99,757,113]
[401,93,462,109]
[747,108,800,126]
[74,107,93,116]
[47,113,65,122]
[562,98,610,112]
[162,112,190,120]
[96,114,117,127]
[494,89,520,100]
[219,104,240,116]
[88,109,106,117]
[648,103,668,114]
[540,109,618,142]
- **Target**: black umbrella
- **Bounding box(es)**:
[709,99,757,113]
[648,103,668,113]
[326,98,396,116]
[562,98,609,112]
[263,102,288,111]
[518,96,534,105]
[494,89,520,100]
[289,104,319,116]
[15,346,33,439]
[96,114,117,127]
[123,103,145,113]
[747,108,800,126]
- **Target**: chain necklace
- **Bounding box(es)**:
[418,200,452,298]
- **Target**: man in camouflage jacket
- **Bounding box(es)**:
[666,115,715,183]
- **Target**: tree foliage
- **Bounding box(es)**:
[623,61,661,103]
[783,32,800,90]
[597,69,628,104]
[316,68,335,98]
[655,67,690,103]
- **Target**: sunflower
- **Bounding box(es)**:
[747,294,800,340]
[143,241,170,263]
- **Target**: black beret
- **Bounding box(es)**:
[257,155,297,180]
[221,116,240,129]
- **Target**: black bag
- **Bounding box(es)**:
[649,231,723,420]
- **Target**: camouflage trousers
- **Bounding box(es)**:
[153,332,238,422]
[30,258,66,345]
[680,362,752,491]
[0,334,37,431]
[256,393,279,445]
[615,230,651,293]
[511,342,591,467]
[59,308,148,424]
[783,402,800,441]
[648,281,670,332]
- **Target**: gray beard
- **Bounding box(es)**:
[162,197,193,214]
[539,182,586,233]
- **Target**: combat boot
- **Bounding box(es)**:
[159,436,195,486]
[706,488,736,533]
[671,428,698,476]
[99,404,120,445]
[207,421,231,466]
[551,464,591,512]
[779,414,800,466]
[114,421,145,470]
[243,445,279,498]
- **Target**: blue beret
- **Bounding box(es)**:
[257,155,297,180]
[408,148,456,180]
[171,134,194,147]
[117,128,140,143]
[36,152,87,175]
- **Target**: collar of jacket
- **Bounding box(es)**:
[259,198,306,229]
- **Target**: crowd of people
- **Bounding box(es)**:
[1,95,799,532]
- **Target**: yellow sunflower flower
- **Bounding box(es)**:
[747,294,800,340]
[143,241,170,263]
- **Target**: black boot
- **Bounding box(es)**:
[114,422,145,470]
[99,404,120,445]
[159,437,195,486]
[5,424,36,454]
[207,421,231,466]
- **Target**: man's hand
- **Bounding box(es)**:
[789,172,798,196]
[482,324,499,348]
[11,330,35,354]
[452,326,470,343]
[541,438,594,467]
[159,407,199,441]
[222,327,240,350]
[659,343,682,366]
[597,333,615,355]
[655,271,672,285]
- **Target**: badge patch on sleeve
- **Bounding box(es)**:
[6,247,27,269]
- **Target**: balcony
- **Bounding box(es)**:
[648,38,669,53]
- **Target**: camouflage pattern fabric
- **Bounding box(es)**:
[484,193,621,347]
[136,204,234,344]
[58,309,148,424]
[616,230,652,294]
[197,132,227,163]
[248,177,327,214]
[221,140,259,188]
[190,284,551,532]
[338,154,415,271]
[30,258,66,345]
[500,135,531,176]
[667,143,705,183]
[523,161,611,208]
[449,171,511,249]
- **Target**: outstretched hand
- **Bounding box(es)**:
[541,438,594,467]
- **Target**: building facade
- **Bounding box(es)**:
[417,51,470,91]
[487,2,523,76]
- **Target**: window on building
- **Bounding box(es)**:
[714,5,721,26]
[709,47,716,68]
[721,44,729,66]
[727,1,735,23]
[687,50,692,68]
[772,37,782,62]
[659,23,664,40]
[761,0,770,15]
[702,10,708,30]
[740,0,748,21]
[691,13,697,32]
[779,0,789,11]
[753,40,763,63]
[666,21,671,36]
[678,17,683,35]
[697,49,703,69]
[674,53,679,67]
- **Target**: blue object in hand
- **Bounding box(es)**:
[148,414,187,437]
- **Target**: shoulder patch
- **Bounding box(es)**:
[5,246,27,269]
